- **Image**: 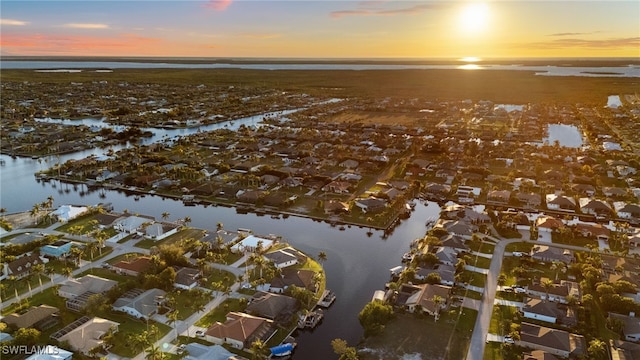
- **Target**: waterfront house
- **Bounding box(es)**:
[246,291,299,323]
[112,288,166,320]
[519,323,585,358]
[415,264,456,286]
[204,312,275,350]
[354,197,387,214]
[230,235,274,253]
[324,200,350,215]
[144,222,180,240]
[434,246,458,266]
[263,248,302,269]
[425,183,451,197]
[51,316,119,356]
[113,215,154,234]
[397,283,451,316]
[609,313,640,342]
[4,305,60,330]
[262,268,316,294]
[50,205,88,223]
[182,343,236,360]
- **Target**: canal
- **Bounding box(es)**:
[0,114,440,359]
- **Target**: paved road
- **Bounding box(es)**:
[465,236,520,360]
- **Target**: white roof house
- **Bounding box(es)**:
[113,215,152,233]
[25,345,73,360]
[51,205,88,223]
[230,235,274,253]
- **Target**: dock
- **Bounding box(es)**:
[297,309,324,329]
[317,289,336,308]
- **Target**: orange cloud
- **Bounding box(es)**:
[1,19,29,26]
[204,0,232,11]
[0,33,162,55]
[63,23,110,29]
[524,37,640,49]
[331,4,447,18]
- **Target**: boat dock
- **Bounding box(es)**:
[317,289,336,308]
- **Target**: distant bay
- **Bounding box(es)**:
[2,60,640,77]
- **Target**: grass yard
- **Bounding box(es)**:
[504,242,534,253]
[55,214,100,235]
[468,241,496,254]
[360,309,477,360]
[135,228,205,249]
[195,298,247,328]
[489,305,520,335]
[459,270,486,288]
[469,255,492,269]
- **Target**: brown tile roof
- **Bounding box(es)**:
[112,256,152,275]
[205,312,272,344]
[8,253,44,277]
[3,305,59,329]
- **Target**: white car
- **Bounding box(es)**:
[504,336,515,344]
[195,330,205,337]
[512,252,523,257]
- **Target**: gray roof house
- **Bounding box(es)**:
[112,288,166,320]
[609,313,640,342]
[519,322,585,358]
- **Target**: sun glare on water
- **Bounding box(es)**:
[459,2,490,34]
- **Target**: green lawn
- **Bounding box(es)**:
[195,298,247,327]
[81,245,114,261]
[504,242,534,253]
[468,241,496,254]
[360,309,477,360]
[469,255,492,269]
[135,228,206,249]
[55,214,100,235]
[452,287,483,300]
[459,270,486,288]
[489,305,520,335]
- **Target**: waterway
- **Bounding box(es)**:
[0,112,441,359]
[543,124,584,148]
[3,60,640,77]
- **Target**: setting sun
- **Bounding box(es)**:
[459,2,490,34]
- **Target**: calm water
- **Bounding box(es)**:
[543,124,584,148]
[0,134,440,359]
[2,60,640,77]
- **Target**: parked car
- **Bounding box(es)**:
[504,336,515,344]
[195,330,205,337]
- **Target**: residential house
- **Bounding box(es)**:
[4,252,46,280]
[174,267,201,290]
[25,345,73,360]
[50,205,88,223]
[396,283,451,316]
[575,223,611,241]
[440,234,470,253]
[113,215,154,234]
[40,240,73,258]
[435,219,478,238]
[59,275,118,312]
[182,343,236,360]
[615,202,640,222]
[609,340,640,360]
[112,256,153,276]
[519,323,585,358]
[415,264,456,286]
[263,248,303,269]
[230,235,274,253]
[339,159,359,169]
[522,299,577,327]
[487,190,512,205]
[202,229,239,249]
[324,200,350,215]
[51,316,119,356]
[425,183,451,197]
[261,268,316,294]
[579,198,613,217]
[530,246,573,264]
[522,350,559,360]
[603,187,628,198]
[545,194,576,212]
[527,279,581,304]
[246,291,299,323]
[112,288,166,320]
[204,312,275,350]
[609,313,640,342]
[3,305,60,330]
[571,183,596,197]
[144,222,179,240]
[434,246,459,266]
[535,216,565,233]
[354,197,387,214]
[518,193,542,209]
[321,181,351,194]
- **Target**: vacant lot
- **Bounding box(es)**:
[360,308,477,360]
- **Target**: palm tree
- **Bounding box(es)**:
[318,251,327,271]
[541,279,554,301]
[30,203,41,225]
[167,310,180,339]
[216,222,224,231]
[63,267,73,279]
[46,195,54,209]
[161,212,170,222]
[183,217,192,227]
[32,263,45,289]
[250,339,268,360]
[432,295,444,321]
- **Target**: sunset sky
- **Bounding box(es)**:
[1,1,639,58]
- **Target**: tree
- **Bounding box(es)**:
[250,339,268,360]
[425,272,441,285]
[318,251,327,270]
[13,328,41,346]
[167,310,180,339]
[32,263,45,289]
[183,217,192,227]
[358,301,394,337]
[84,293,108,316]
[161,212,170,221]
[331,338,359,360]
[588,338,607,360]
[432,295,445,321]
[287,285,315,310]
